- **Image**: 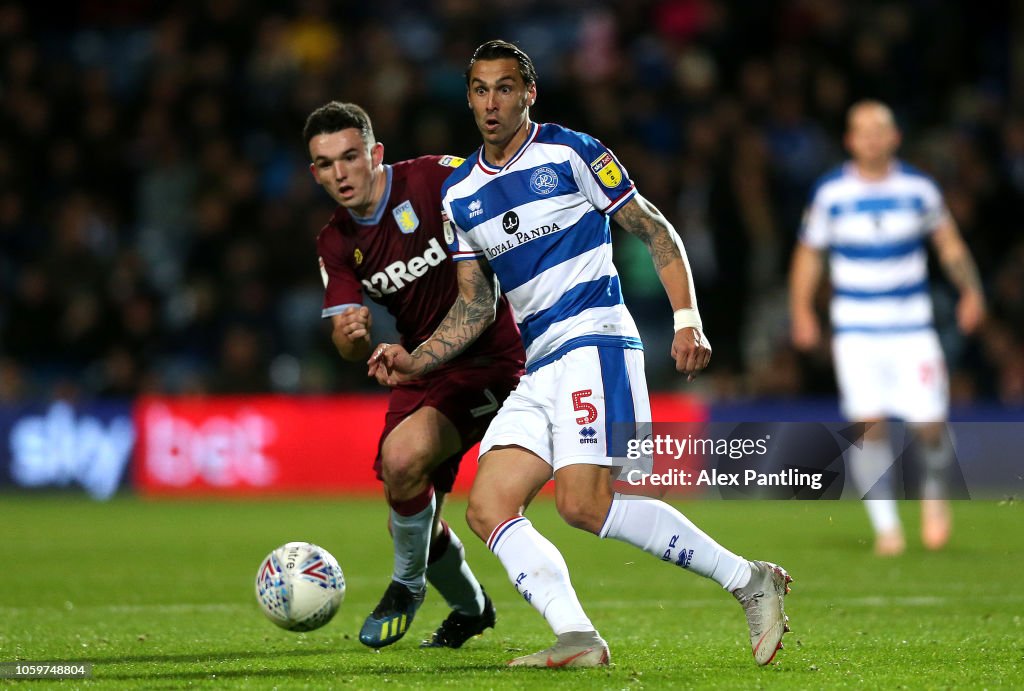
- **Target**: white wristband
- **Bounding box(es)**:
[673,308,702,333]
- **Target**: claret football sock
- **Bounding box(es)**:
[600,494,751,591]
[426,519,485,616]
[487,516,595,635]
[389,486,435,592]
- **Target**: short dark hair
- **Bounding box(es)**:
[465,39,537,87]
[302,101,375,146]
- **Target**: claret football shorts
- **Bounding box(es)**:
[374,356,522,493]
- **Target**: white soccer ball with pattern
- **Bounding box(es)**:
[255,542,346,631]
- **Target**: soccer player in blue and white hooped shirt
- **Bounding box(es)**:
[369,40,791,668]
[790,100,985,557]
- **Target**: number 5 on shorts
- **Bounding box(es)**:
[572,389,598,425]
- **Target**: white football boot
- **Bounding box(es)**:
[508,630,610,668]
[732,560,792,665]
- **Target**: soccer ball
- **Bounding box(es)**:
[255,542,346,631]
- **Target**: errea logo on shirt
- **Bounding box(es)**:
[361,238,447,298]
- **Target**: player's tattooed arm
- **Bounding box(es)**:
[613,195,686,273]
[406,259,498,375]
[936,238,982,294]
[612,195,697,310]
[613,194,711,380]
[931,219,986,333]
[368,260,497,384]
[943,252,983,293]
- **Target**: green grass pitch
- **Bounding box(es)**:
[1,495,1021,689]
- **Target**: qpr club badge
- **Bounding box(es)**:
[529,166,558,195]
[392,200,419,234]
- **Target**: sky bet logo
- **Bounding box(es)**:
[579,426,597,444]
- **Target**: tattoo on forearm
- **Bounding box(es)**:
[409,266,496,375]
[943,253,982,293]
[615,200,682,272]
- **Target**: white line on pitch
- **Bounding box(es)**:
[0,593,1020,616]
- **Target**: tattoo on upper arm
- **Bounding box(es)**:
[410,261,497,374]
[614,199,682,272]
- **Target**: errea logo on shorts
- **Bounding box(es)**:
[362,237,447,298]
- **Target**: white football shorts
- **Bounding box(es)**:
[479,345,651,472]
[832,329,949,423]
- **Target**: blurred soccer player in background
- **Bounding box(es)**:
[305,102,525,648]
[790,100,986,556]
[371,40,791,668]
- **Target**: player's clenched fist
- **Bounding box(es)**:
[338,305,372,342]
[330,305,374,362]
[671,327,711,381]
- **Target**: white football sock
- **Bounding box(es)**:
[487,516,594,635]
[848,439,901,534]
[389,488,435,592]
[426,521,485,616]
[600,494,751,591]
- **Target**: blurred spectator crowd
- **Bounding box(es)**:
[0,0,1022,406]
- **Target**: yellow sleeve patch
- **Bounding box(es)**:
[590,152,623,188]
[439,155,466,168]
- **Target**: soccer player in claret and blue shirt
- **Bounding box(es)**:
[370,40,792,668]
[305,101,525,649]
[790,100,985,556]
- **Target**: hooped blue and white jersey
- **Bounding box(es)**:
[441,122,641,372]
[800,161,948,334]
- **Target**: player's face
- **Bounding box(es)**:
[308,128,384,215]
[845,105,900,168]
[467,58,536,149]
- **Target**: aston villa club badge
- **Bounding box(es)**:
[392,200,419,234]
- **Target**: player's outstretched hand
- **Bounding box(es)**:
[672,327,711,382]
[367,343,416,386]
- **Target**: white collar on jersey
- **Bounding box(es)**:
[844,160,900,183]
[477,122,540,174]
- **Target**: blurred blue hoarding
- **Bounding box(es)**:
[0,401,135,500]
